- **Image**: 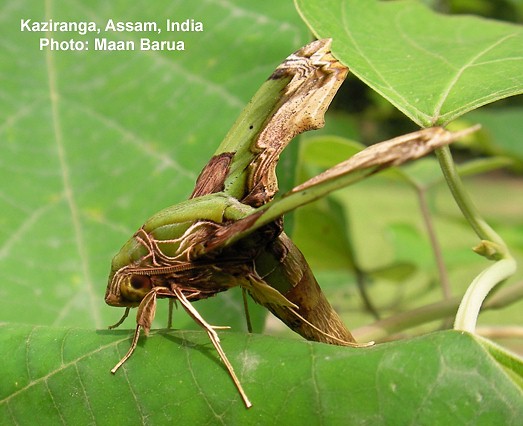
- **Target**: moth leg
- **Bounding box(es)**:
[111,289,162,374]
[171,287,252,408]
[241,288,253,333]
[167,299,175,329]
[108,307,131,330]
[111,324,141,373]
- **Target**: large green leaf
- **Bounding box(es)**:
[295,0,523,126]
[2,1,523,423]
[0,0,308,331]
[1,324,521,424]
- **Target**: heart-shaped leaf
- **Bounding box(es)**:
[295,0,523,126]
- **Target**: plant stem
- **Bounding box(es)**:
[435,146,504,247]
[453,257,517,331]
[475,326,523,339]
[352,280,523,342]
[415,184,451,300]
[434,145,515,333]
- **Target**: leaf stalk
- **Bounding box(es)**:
[434,143,517,332]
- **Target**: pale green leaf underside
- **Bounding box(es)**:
[295,0,523,126]
[1,325,522,425]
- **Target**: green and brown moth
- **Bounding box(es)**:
[105,39,478,408]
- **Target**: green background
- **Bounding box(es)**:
[1,0,522,424]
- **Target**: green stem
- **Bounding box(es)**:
[435,146,504,247]
[435,145,516,333]
[353,280,523,342]
[453,258,517,331]
[415,184,451,300]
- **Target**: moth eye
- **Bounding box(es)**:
[130,275,152,290]
[120,274,153,302]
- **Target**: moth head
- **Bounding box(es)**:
[105,269,153,307]
[105,230,153,307]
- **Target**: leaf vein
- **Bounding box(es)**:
[74,363,96,424]
[431,33,519,124]
[44,34,101,328]
[0,332,134,405]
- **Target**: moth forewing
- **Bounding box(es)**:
[251,232,363,346]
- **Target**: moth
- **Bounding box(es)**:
[105,39,477,408]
